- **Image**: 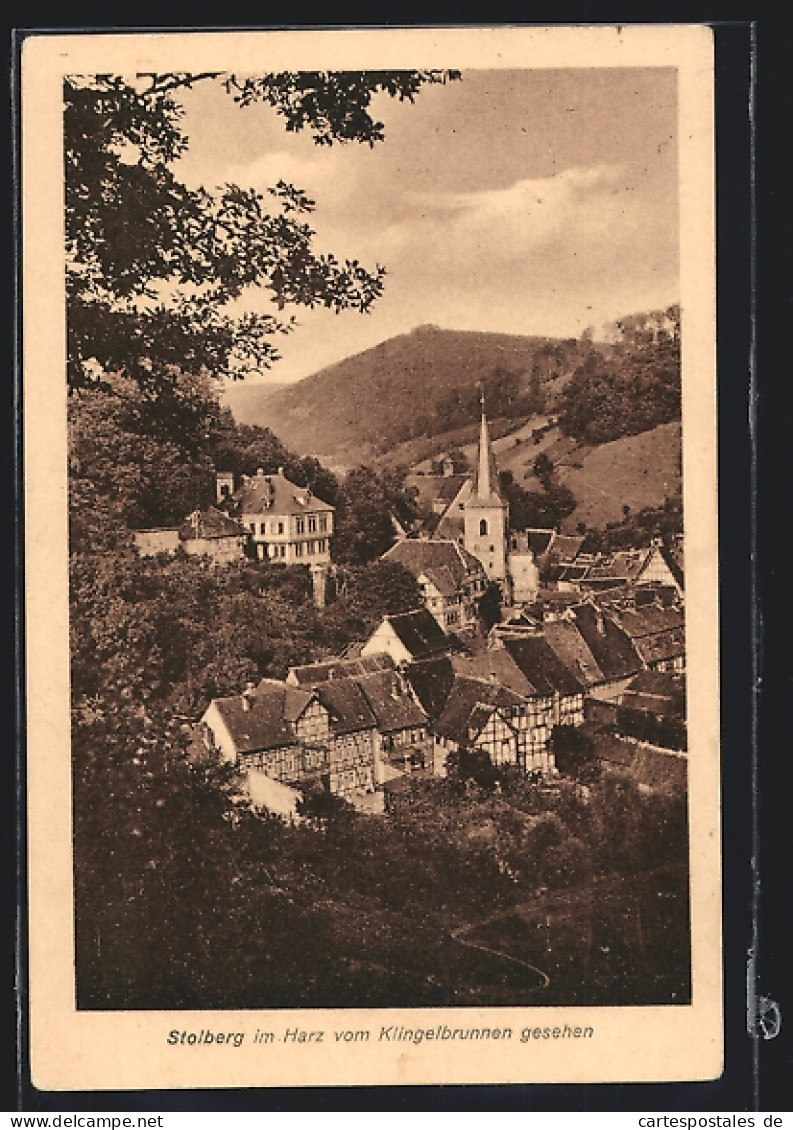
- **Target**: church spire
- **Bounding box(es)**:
[475,391,500,502]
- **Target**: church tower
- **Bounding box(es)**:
[463,398,508,584]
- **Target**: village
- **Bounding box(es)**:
[132,405,687,822]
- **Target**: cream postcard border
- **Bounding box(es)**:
[23,25,721,1091]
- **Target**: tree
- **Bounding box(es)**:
[66,71,460,400]
[332,465,419,563]
[550,724,597,780]
[476,581,503,633]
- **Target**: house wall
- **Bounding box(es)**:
[638,548,680,591]
[183,535,245,563]
[508,551,540,604]
[329,729,376,797]
[133,528,180,557]
[295,699,331,743]
[361,624,412,665]
[241,744,307,786]
[246,768,300,819]
[241,509,333,565]
[201,702,238,764]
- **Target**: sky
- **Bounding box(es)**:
[174,67,679,385]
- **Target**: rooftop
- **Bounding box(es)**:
[179,506,246,542]
[230,468,334,517]
[382,607,451,660]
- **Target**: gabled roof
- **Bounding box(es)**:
[384,538,485,588]
[608,604,684,638]
[288,653,395,686]
[502,636,586,696]
[571,603,643,681]
[356,672,428,732]
[179,506,246,542]
[606,605,685,665]
[450,649,538,699]
[550,535,585,563]
[541,620,605,687]
[422,565,461,597]
[317,679,377,735]
[231,468,333,517]
[211,688,309,754]
[434,474,469,503]
[255,679,317,723]
[585,548,651,582]
[404,656,456,721]
[381,608,451,659]
[525,529,555,559]
[434,676,524,744]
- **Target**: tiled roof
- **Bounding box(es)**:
[550,535,585,563]
[526,529,555,559]
[434,474,469,502]
[289,654,395,685]
[609,605,684,638]
[595,733,686,793]
[231,469,333,517]
[255,679,316,724]
[572,604,643,681]
[212,688,304,754]
[607,606,685,665]
[385,608,451,659]
[356,672,428,732]
[179,506,246,541]
[502,635,586,696]
[541,621,605,687]
[434,676,524,744]
[385,538,485,589]
[450,649,538,699]
[317,679,377,735]
[422,565,459,597]
[404,656,456,721]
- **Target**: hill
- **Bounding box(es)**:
[558,421,682,531]
[250,325,593,465]
[221,380,291,426]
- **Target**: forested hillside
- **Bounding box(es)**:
[254,325,596,463]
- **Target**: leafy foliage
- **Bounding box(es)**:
[65,70,457,398]
[560,307,681,444]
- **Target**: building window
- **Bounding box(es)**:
[307,540,315,555]
[277,521,284,535]
[319,516,327,532]
[308,517,317,533]
[279,545,286,558]
[259,522,266,536]
[296,518,305,534]
[318,539,326,553]
[294,542,303,557]
[480,519,488,536]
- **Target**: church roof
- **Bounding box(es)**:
[468,410,504,509]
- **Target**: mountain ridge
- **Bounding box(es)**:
[243,324,592,464]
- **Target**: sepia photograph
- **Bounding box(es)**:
[23,26,721,1090]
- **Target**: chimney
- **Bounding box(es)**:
[241,682,256,711]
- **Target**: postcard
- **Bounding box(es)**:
[22,24,721,1090]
